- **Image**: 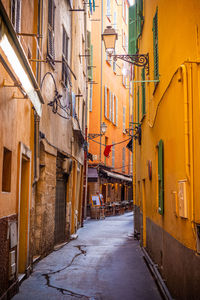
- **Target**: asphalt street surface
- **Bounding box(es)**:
[13,212,162,300]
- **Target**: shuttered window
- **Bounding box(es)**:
[87,31,92,80]
[128,5,137,55]
[47,0,55,61]
[129,1,143,55]
[107,0,111,18]
[153,9,159,82]
[158,139,164,215]
[71,92,76,118]
[11,0,21,33]
[62,27,70,87]
[123,106,126,133]
[141,68,145,116]
[89,83,93,112]
[112,94,115,123]
[122,148,125,172]
[114,11,117,29]
[112,143,115,168]
[104,85,108,118]
[136,0,143,38]
[109,91,112,121]
[115,97,118,126]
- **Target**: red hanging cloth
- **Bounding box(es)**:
[104,145,113,158]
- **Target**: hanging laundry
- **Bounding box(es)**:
[104,145,113,157]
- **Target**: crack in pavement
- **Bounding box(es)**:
[42,245,90,299]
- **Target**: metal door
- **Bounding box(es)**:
[55,178,66,244]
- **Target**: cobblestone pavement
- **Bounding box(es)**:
[13,212,162,300]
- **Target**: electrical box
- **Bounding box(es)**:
[9,250,16,279]
[9,221,18,248]
[178,180,188,218]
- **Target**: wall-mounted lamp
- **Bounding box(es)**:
[102,26,149,74]
[88,122,107,140]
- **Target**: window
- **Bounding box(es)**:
[104,85,108,118]
[123,106,126,133]
[87,31,93,81]
[109,90,112,121]
[112,143,115,168]
[112,94,115,123]
[62,27,70,87]
[2,148,12,192]
[153,9,159,82]
[125,34,128,53]
[113,57,116,73]
[89,83,93,112]
[158,139,164,215]
[11,0,21,33]
[113,11,117,30]
[128,1,144,55]
[141,67,145,116]
[122,0,125,20]
[122,148,125,172]
[115,97,118,126]
[106,0,111,20]
[71,91,76,117]
[106,52,112,65]
[47,0,55,61]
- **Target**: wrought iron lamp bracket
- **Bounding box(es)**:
[88,133,104,140]
[112,53,149,75]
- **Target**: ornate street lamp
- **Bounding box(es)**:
[88,122,107,140]
[102,26,149,74]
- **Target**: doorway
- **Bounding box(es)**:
[17,143,31,277]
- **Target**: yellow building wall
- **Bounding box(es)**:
[134,0,200,251]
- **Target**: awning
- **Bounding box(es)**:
[0,3,43,116]
[100,169,132,183]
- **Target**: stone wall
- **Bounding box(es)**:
[34,146,56,256]
[0,215,18,298]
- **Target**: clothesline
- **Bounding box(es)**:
[89,137,131,147]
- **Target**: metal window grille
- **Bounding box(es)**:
[11,0,21,33]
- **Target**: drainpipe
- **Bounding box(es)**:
[181,64,194,223]
[180,65,190,182]
[188,64,194,223]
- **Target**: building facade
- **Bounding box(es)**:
[0,0,87,298]
[131,0,200,298]
[87,0,133,206]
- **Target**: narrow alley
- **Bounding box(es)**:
[13,213,161,300]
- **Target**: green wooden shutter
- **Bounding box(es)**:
[153,9,159,81]
[136,0,143,37]
[128,5,137,55]
[158,139,164,215]
[87,31,92,80]
[141,68,145,116]
[91,45,93,80]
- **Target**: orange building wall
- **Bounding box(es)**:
[89,0,131,175]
